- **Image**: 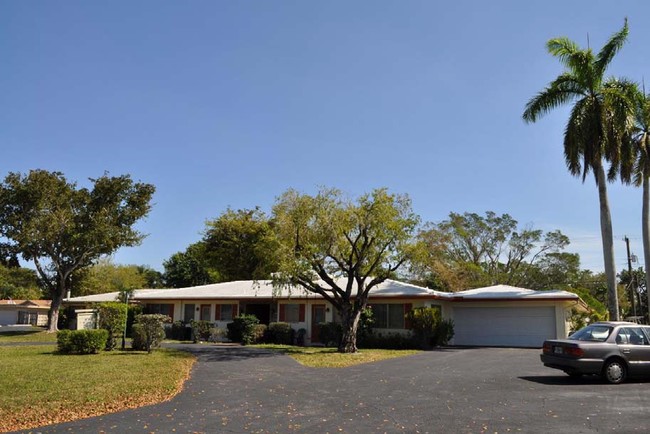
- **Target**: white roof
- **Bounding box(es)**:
[450,285,580,300]
[66,289,164,303]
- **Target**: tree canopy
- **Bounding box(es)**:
[272,187,420,353]
[0,170,155,331]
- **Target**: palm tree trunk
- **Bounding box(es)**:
[596,163,619,320]
[643,176,650,323]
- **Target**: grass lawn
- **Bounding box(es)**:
[253,344,420,368]
[0,345,195,432]
[0,328,57,343]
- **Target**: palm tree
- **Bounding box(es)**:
[620,87,650,320]
[523,20,633,320]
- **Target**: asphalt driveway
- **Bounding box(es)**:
[17,345,650,433]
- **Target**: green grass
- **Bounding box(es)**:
[0,345,195,432]
[0,328,57,343]
[253,344,421,368]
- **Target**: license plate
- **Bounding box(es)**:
[554,346,563,354]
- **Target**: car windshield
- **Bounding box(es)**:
[569,325,613,342]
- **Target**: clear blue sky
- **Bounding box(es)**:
[2,1,650,274]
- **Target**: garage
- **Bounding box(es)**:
[452,306,557,347]
[0,309,18,325]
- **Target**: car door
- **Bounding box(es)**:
[617,327,650,376]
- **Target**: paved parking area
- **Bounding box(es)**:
[19,345,650,433]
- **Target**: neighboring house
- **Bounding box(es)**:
[65,280,587,347]
[0,299,51,326]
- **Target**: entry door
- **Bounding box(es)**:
[311,305,326,343]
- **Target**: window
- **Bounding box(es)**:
[285,304,300,323]
[220,304,233,321]
[617,327,649,345]
[200,304,211,321]
[280,303,304,323]
[146,304,174,319]
[183,304,195,323]
[370,304,407,329]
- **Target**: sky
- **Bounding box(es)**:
[2,1,650,274]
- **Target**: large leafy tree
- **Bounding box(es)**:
[203,207,279,281]
[413,211,569,290]
[163,242,216,288]
[272,187,420,353]
[0,170,155,331]
[522,20,635,320]
[74,257,150,296]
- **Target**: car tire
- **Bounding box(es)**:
[602,359,627,384]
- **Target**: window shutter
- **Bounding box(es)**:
[279,304,286,322]
[215,304,221,321]
[404,303,412,329]
[232,304,238,318]
[299,304,305,322]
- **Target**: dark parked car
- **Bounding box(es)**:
[540,321,650,384]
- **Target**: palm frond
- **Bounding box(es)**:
[523,74,583,122]
[595,18,629,77]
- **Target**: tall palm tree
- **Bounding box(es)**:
[620,87,650,320]
[523,20,633,320]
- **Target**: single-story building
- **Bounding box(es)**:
[65,280,587,347]
[0,299,51,326]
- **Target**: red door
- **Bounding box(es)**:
[311,305,326,343]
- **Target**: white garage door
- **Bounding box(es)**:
[0,310,18,325]
[453,306,556,347]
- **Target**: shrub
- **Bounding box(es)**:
[57,329,109,354]
[208,327,226,343]
[97,302,128,351]
[190,320,212,343]
[252,324,267,344]
[226,314,259,345]
[167,321,192,341]
[266,322,294,345]
[126,304,143,338]
[318,322,343,347]
[296,328,307,346]
[405,307,455,349]
[358,331,419,350]
[131,314,171,353]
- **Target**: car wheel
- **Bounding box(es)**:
[602,359,627,384]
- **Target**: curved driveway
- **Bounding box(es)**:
[18,345,650,433]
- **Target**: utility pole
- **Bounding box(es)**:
[624,236,637,320]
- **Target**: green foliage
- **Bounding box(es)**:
[226,314,260,345]
[56,329,109,354]
[296,328,307,346]
[167,321,192,341]
[272,187,420,353]
[317,322,343,347]
[0,264,41,300]
[97,302,128,351]
[252,324,267,343]
[163,242,216,288]
[358,332,419,350]
[266,322,294,345]
[203,207,279,281]
[131,314,170,353]
[0,170,155,331]
[190,320,212,343]
[405,307,454,349]
[74,257,148,297]
[413,211,570,291]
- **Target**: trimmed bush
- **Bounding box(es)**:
[167,321,192,341]
[57,329,109,354]
[97,302,128,351]
[296,328,307,346]
[266,322,294,345]
[318,322,343,347]
[226,314,259,345]
[208,327,226,343]
[358,331,418,350]
[432,318,455,346]
[131,314,171,353]
[252,324,267,343]
[190,320,212,343]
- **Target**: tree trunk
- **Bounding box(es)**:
[46,280,66,333]
[596,163,619,320]
[643,176,650,323]
[338,304,361,353]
